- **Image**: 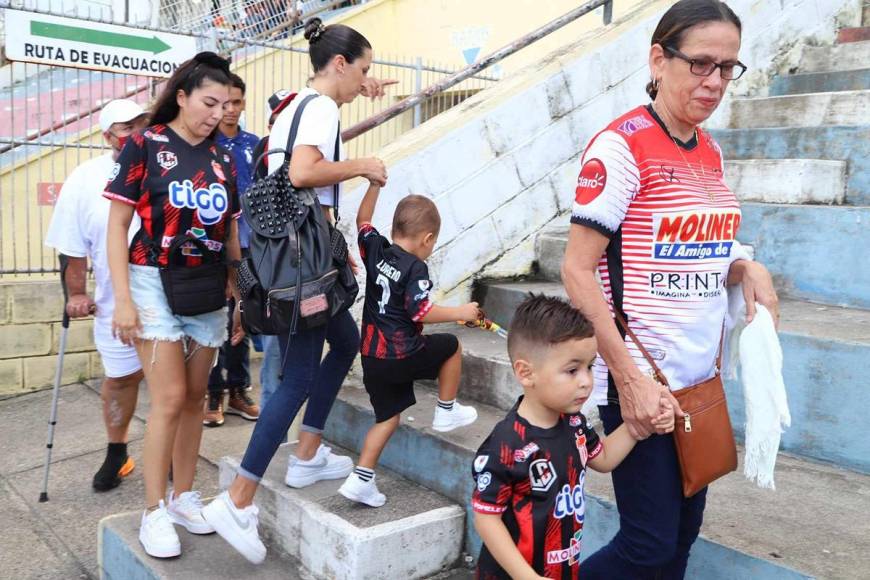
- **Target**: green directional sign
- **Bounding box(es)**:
[31,21,172,54]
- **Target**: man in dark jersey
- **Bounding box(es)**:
[337,183,480,507]
[471,295,674,579]
[203,72,261,427]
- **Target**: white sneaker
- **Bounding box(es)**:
[339,473,387,507]
[285,444,353,488]
[432,401,478,432]
[201,491,266,565]
[167,490,214,534]
[139,500,181,558]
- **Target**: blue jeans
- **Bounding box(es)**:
[258,335,281,411]
[238,309,359,481]
[581,404,707,580]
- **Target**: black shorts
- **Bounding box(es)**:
[361,333,460,423]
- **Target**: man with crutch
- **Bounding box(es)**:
[44,99,149,492]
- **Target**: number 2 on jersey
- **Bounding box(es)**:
[376,273,391,314]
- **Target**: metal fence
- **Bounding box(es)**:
[0,4,498,275]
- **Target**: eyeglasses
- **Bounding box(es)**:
[665,46,747,80]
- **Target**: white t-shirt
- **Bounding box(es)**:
[266,87,346,207]
[44,153,139,324]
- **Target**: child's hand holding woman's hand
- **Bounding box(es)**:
[651,396,675,434]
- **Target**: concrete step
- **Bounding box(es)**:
[799,40,870,73]
[710,126,870,205]
[218,442,464,580]
[838,26,870,43]
[325,381,869,579]
[724,159,847,204]
[769,68,870,96]
[739,202,870,309]
[729,90,870,129]
[99,510,303,580]
[534,227,570,281]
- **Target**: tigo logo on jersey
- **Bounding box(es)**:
[652,210,741,260]
[575,158,607,205]
[553,473,586,524]
[477,471,492,492]
[157,151,178,171]
[529,459,556,492]
[168,180,229,225]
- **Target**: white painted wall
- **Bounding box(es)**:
[338,0,860,307]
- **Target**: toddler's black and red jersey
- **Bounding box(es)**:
[472,397,603,579]
[358,223,433,359]
[103,124,240,268]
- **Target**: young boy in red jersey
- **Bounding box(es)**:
[339,183,481,507]
[472,295,674,579]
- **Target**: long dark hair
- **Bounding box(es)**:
[150,52,232,126]
[647,0,742,100]
[303,17,371,73]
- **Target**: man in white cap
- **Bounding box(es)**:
[45,98,149,492]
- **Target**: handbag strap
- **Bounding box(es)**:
[611,308,725,388]
[332,122,341,223]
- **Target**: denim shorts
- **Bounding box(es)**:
[129,265,227,347]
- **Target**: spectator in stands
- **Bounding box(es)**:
[204,72,262,428]
[45,99,149,493]
[561,1,779,577]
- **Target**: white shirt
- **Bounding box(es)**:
[266,87,346,207]
[44,153,139,323]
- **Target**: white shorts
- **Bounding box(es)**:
[94,317,142,379]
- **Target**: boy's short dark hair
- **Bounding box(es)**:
[507,294,595,362]
[229,73,246,94]
[392,194,441,238]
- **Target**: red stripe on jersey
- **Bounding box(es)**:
[513,420,526,440]
[361,323,375,355]
[514,498,535,565]
[543,504,564,578]
[412,299,433,322]
[375,327,388,358]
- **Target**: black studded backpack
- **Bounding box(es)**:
[236,94,357,336]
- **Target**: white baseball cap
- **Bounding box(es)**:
[99,99,147,133]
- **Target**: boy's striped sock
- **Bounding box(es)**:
[437,398,455,411]
[354,466,375,483]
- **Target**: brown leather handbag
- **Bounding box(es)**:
[613,311,737,497]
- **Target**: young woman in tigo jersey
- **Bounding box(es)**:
[105,52,244,560]
[202,18,390,564]
[561,1,779,577]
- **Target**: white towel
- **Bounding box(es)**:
[725,286,791,489]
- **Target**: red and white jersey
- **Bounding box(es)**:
[570,105,750,406]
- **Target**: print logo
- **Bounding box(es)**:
[157,150,178,171]
[575,158,607,205]
[477,471,492,492]
[474,455,489,473]
[168,180,228,225]
[652,210,741,261]
[211,160,226,181]
[513,442,540,463]
[616,115,654,137]
[529,459,556,493]
[649,270,726,300]
[553,473,587,524]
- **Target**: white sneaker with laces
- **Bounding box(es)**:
[201,491,266,565]
[285,444,353,488]
[432,401,478,432]
[339,473,387,507]
[139,500,181,558]
[167,490,215,534]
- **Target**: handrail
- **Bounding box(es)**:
[342,0,613,142]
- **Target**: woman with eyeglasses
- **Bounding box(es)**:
[561,1,778,577]
[105,51,244,559]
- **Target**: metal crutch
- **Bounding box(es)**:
[39,255,70,503]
